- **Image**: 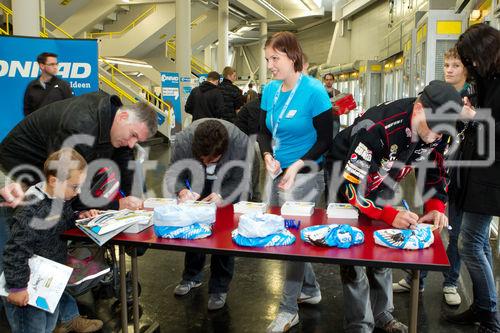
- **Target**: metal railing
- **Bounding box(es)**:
[166,41,212,75]
[0,3,12,35]
[40,16,74,39]
[88,5,156,39]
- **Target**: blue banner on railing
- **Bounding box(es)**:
[160,71,181,126]
[0,36,98,141]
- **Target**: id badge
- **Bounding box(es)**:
[286,109,297,118]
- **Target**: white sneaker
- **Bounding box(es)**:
[392,278,424,293]
[297,292,322,304]
[443,286,461,306]
[266,312,299,333]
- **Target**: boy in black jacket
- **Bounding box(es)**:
[2,149,102,333]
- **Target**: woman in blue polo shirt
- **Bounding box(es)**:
[258,31,333,333]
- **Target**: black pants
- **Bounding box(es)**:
[181,252,235,293]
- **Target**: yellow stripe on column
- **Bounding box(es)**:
[436,21,462,35]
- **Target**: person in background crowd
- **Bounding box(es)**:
[259,31,333,333]
[185,71,224,121]
[323,73,341,98]
[443,23,500,333]
[24,52,72,116]
[235,92,262,201]
[220,66,244,122]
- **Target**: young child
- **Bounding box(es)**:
[2,148,103,333]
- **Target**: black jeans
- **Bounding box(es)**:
[181,252,235,293]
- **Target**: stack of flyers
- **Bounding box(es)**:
[233,201,268,214]
[281,201,315,216]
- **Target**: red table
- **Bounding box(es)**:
[64,206,450,333]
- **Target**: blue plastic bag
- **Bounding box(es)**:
[231,229,296,247]
[154,223,213,240]
[300,224,364,248]
[373,224,434,250]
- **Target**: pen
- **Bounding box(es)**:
[184,179,192,192]
[119,190,126,198]
[401,199,410,211]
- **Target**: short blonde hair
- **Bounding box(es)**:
[44,148,87,181]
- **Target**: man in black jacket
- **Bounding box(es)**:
[219,66,244,123]
[23,52,73,116]
[1,91,158,211]
[329,80,465,333]
[185,71,224,121]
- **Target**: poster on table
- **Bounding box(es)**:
[0,35,98,141]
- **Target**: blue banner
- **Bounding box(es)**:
[0,36,98,141]
[160,72,181,127]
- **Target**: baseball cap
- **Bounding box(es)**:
[419,80,464,114]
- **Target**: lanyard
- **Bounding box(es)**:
[270,73,303,142]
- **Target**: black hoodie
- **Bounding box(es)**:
[185,81,224,121]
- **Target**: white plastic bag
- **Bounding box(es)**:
[153,204,215,227]
[237,213,284,238]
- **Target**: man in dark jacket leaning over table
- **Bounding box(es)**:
[165,118,251,311]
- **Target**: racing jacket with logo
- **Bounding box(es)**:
[330,98,450,225]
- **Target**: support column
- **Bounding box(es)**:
[259,21,268,86]
[175,0,191,129]
[12,0,40,37]
[217,0,229,71]
[175,0,191,77]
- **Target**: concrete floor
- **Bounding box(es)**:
[0,140,498,333]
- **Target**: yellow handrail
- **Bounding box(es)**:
[99,58,169,110]
[166,41,212,74]
[40,16,74,39]
[99,74,136,104]
[89,5,156,39]
[0,2,12,35]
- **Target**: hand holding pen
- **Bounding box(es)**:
[178,179,200,203]
[391,199,419,230]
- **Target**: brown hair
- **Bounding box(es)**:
[265,31,303,72]
[444,47,460,60]
[192,120,229,160]
[44,148,87,181]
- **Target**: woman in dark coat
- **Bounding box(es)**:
[445,23,500,333]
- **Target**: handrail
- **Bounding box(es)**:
[89,5,156,39]
[40,16,74,39]
[0,2,12,35]
[166,41,212,74]
[99,74,137,104]
[0,2,12,14]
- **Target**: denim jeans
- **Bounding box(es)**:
[58,292,80,323]
[458,211,497,313]
[402,200,463,289]
[3,297,60,333]
[267,171,324,315]
[181,252,234,294]
[341,266,394,333]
